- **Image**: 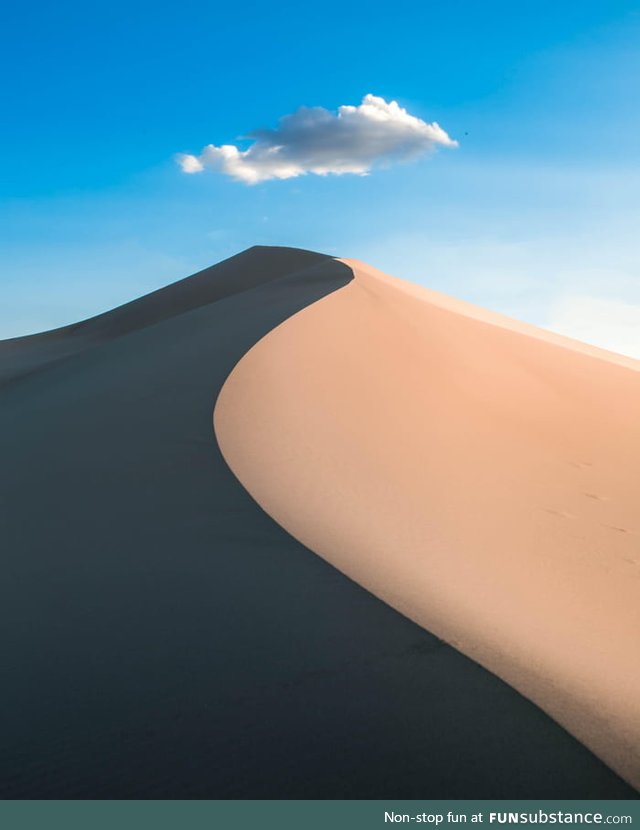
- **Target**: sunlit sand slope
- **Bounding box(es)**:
[215,258,640,790]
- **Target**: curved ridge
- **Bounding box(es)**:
[0,245,330,386]
[214,257,640,793]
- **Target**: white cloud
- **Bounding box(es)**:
[545,295,640,359]
[177,94,457,184]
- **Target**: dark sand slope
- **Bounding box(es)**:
[0,248,634,798]
[0,246,328,385]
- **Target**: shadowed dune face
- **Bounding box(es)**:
[215,258,640,790]
[0,246,328,385]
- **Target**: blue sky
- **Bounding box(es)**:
[2,0,640,355]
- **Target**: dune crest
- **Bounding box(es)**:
[215,258,640,789]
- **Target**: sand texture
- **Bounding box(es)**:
[215,258,640,791]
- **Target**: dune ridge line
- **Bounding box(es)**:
[214,256,640,790]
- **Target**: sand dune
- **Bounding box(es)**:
[0,247,635,797]
[215,257,640,790]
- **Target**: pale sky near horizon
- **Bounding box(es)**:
[2,0,640,357]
